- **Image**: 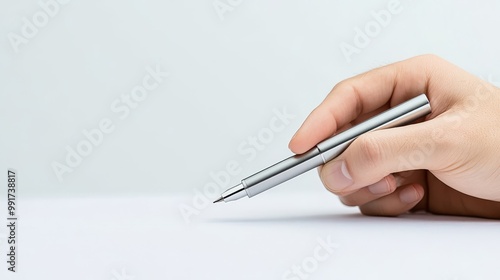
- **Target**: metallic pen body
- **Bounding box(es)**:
[215,94,432,203]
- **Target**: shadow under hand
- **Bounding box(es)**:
[206,211,496,224]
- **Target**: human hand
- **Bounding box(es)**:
[289,55,500,219]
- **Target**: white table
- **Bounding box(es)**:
[1,191,499,280]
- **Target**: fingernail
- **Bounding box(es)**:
[368,178,390,194]
[323,160,353,191]
[399,186,420,204]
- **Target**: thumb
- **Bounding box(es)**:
[319,119,446,193]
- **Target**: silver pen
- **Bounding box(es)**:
[214,94,432,203]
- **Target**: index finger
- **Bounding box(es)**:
[288,55,435,154]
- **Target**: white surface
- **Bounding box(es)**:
[1,190,499,280]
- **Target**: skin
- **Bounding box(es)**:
[288,55,500,219]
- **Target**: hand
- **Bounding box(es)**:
[289,55,500,219]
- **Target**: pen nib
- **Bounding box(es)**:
[213,197,224,203]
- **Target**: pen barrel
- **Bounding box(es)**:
[317,94,431,162]
[242,148,325,197]
[242,93,431,198]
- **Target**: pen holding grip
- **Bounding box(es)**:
[317,94,431,162]
[217,94,432,202]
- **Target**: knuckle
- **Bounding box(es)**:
[416,53,442,63]
[355,134,384,170]
[422,53,440,60]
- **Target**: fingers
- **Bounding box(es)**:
[337,179,425,217]
[333,171,425,216]
[319,118,447,194]
[338,175,397,206]
[359,184,425,217]
[289,55,440,154]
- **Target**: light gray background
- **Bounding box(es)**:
[1,0,499,197]
[1,2,500,280]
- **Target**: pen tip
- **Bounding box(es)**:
[213,197,224,203]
